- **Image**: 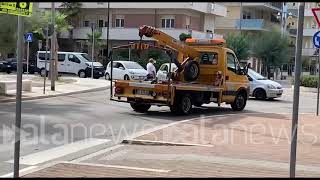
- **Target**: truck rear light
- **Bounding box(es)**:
[115,87,123,94]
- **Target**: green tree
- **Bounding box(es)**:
[225,33,250,61]
[86,31,105,62]
[252,29,290,78]
[59,2,82,39]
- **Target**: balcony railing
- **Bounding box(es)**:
[60,27,223,40]
[215,19,279,30]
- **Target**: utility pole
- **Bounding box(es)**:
[50,2,56,91]
[290,2,305,178]
[106,1,110,66]
[14,15,24,178]
[43,26,49,94]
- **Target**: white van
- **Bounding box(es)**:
[36,51,105,78]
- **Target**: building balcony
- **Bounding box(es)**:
[39,3,227,16]
[303,28,319,36]
[59,27,223,41]
[302,48,318,56]
[215,19,279,31]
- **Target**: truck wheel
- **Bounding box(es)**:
[231,92,247,111]
[184,60,200,82]
[170,94,193,115]
[130,103,151,113]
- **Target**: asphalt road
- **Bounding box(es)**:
[0,88,318,176]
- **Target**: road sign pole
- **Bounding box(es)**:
[27,41,29,76]
[317,49,320,116]
[290,2,305,178]
[14,15,24,178]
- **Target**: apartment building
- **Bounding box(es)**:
[38,2,227,56]
[286,2,320,75]
[214,3,284,73]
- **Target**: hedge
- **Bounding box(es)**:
[292,76,318,88]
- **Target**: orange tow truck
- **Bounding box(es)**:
[109,25,249,115]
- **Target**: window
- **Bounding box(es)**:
[83,21,89,27]
[98,20,104,27]
[160,64,168,72]
[68,54,80,64]
[105,21,109,27]
[291,22,294,26]
[293,3,295,6]
[161,18,175,28]
[58,54,65,62]
[38,53,51,60]
[227,52,237,72]
[115,18,124,28]
[200,52,218,65]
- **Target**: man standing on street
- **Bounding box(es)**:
[146,58,156,80]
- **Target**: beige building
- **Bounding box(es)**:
[39,2,227,55]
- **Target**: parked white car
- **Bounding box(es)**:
[156,63,177,81]
[105,61,148,80]
[247,68,283,100]
[37,51,105,79]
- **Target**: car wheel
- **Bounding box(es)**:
[124,74,130,80]
[130,103,151,113]
[78,70,86,78]
[254,89,267,100]
[231,92,247,111]
[40,68,48,77]
[105,73,110,80]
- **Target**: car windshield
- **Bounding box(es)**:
[123,62,144,69]
[248,69,267,80]
[80,53,92,62]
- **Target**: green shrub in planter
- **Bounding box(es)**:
[293,76,318,88]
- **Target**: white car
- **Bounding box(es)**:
[247,68,283,100]
[156,63,177,81]
[105,61,148,80]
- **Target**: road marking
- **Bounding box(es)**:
[0,166,38,177]
[63,161,171,173]
[71,145,124,163]
[6,138,110,165]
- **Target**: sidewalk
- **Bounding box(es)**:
[21,113,320,177]
[0,74,110,103]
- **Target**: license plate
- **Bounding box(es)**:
[136,89,149,95]
[99,72,102,74]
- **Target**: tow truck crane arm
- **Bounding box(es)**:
[138,25,200,62]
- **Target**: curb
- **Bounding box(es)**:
[0,86,110,103]
[122,139,214,147]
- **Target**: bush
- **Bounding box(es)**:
[292,76,318,88]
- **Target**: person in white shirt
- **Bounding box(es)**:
[146,58,156,80]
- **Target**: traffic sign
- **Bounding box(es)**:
[0,2,33,17]
[313,31,320,48]
[312,8,320,28]
[25,33,33,42]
